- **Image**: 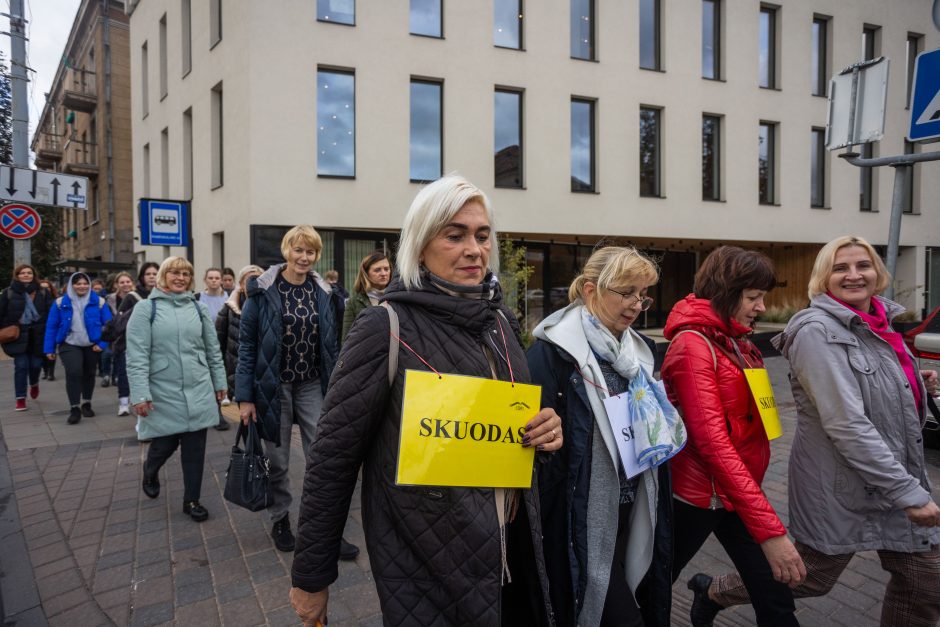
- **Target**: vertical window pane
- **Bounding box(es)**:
[812,18,827,96]
[495,90,522,188]
[758,123,774,204]
[495,0,522,49]
[702,0,718,79]
[640,0,660,70]
[906,35,921,109]
[570,0,594,60]
[702,115,720,201]
[317,69,355,177]
[211,83,223,188]
[181,0,192,76]
[410,81,442,182]
[862,27,877,61]
[811,128,825,207]
[860,143,873,211]
[639,107,661,197]
[410,0,442,37]
[141,42,149,118]
[759,8,775,88]
[570,99,594,192]
[903,140,917,214]
[317,0,354,25]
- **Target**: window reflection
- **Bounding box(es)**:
[410,80,442,182]
[570,0,594,60]
[640,0,660,70]
[759,8,775,88]
[410,0,442,37]
[811,128,825,207]
[702,0,718,79]
[317,0,354,25]
[811,18,827,96]
[759,122,774,204]
[639,107,661,197]
[495,0,522,49]
[317,69,355,177]
[570,99,594,192]
[495,90,522,188]
[702,115,720,201]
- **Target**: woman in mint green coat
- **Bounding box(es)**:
[126,256,227,522]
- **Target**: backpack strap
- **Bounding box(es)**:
[672,329,717,372]
[380,301,399,388]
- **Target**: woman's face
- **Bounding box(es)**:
[16,267,33,283]
[827,245,878,311]
[586,281,654,337]
[165,268,192,294]
[420,202,491,286]
[72,278,90,296]
[143,267,158,288]
[116,275,134,294]
[732,289,768,328]
[367,259,391,290]
[204,270,222,291]
[240,272,261,291]
[285,242,318,276]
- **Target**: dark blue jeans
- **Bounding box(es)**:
[14,354,43,399]
[113,349,129,397]
[99,344,113,377]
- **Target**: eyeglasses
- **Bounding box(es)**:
[606,287,654,311]
[167,270,192,278]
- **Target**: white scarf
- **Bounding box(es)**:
[579,308,653,379]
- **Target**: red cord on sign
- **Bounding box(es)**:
[575,365,609,395]
[390,332,443,379]
[495,317,516,386]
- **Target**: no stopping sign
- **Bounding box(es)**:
[0,204,42,239]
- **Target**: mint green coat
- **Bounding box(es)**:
[126,289,227,440]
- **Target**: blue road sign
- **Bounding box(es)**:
[909,48,940,142]
[139,199,188,247]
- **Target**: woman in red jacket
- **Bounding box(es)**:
[661,246,805,627]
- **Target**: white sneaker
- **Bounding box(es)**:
[220,397,231,406]
[118,403,130,416]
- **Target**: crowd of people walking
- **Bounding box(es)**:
[2,173,938,626]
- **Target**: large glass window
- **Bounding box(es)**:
[495,0,522,49]
[640,0,661,70]
[317,69,355,178]
[570,0,594,60]
[411,0,442,38]
[906,34,922,109]
[758,122,775,204]
[759,7,776,88]
[494,90,522,188]
[639,107,662,197]
[702,115,720,201]
[702,0,719,79]
[811,17,827,96]
[811,127,825,207]
[570,98,595,192]
[317,0,354,25]
[410,80,442,182]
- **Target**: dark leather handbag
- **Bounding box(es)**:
[223,421,271,512]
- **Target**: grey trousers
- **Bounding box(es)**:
[264,378,322,523]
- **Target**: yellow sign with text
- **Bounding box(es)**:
[396,370,541,488]
[743,368,783,440]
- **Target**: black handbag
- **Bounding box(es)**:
[223,421,271,512]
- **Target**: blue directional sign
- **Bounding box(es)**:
[139,199,188,247]
[908,48,940,142]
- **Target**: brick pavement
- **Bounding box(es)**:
[1,355,938,626]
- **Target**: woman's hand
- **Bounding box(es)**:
[133,401,154,417]
[92,345,102,353]
[46,353,55,361]
[760,535,807,587]
[239,401,257,425]
[921,370,939,396]
[216,389,227,403]
[290,587,328,627]
[905,500,940,527]
[522,408,563,453]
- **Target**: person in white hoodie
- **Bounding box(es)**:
[526,246,686,627]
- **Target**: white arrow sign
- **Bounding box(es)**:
[0,165,89,210]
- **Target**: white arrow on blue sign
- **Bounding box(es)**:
[909,48,940,142]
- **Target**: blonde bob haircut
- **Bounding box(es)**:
[397,174,498,290]
[807,235,890,300]
[569,246,660,308]
[237,264,265,286]
[280,225,323,263]
[156,256,196,291]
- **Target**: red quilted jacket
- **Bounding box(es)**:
[661,295,786,544]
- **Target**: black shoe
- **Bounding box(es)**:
[688,573,723,627]
[67,406,82,424]
[41,372,48,380]
[339,537,360,561]
[271,516,296,552]
[183,501,208,522]
[142,474,160,499]
[80,402,95,417]
[214,417,230,431]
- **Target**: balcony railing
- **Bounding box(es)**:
[34,131,64,167]
[63,137,98,176]
[62,68,97,112]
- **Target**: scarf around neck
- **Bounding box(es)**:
[65,272,93,346]
[580,308,653,380]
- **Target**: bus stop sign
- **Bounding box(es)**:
[909,48,940,142]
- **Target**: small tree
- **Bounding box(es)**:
[498,237,534,340]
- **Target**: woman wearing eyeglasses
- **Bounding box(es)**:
[527,246,685,627]
[661,246,805,626]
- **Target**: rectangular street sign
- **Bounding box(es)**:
[139,198,188,247]
[908,48,940,142]
[825,57,890,150]
[0,165,88,209]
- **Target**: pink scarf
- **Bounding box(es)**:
[828,292,922,414]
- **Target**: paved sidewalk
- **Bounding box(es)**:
[1,355,938,626]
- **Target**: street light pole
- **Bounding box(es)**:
[9,0,30,265]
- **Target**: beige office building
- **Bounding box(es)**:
[126,0,940,328]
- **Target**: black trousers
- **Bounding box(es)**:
[58,343,98,406]
[144,429,208,502]
[600,502,644,627]
[672,499,798,627]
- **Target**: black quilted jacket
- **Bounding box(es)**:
[215,296,242,393]
[292,278,555,627]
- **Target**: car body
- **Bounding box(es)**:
[906,309,940,447]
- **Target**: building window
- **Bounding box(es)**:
[810,127,825,208]
[570,0,594,61]
[702,115,720,201]
[160,127,169,197]
[639,107,662,197]
[211,82,223,188]
[862,25,879,61]
[903,141,919,214]
[702,0,719,79]
[210,0,222,47]
[758,6,776,89]
[317,69,355,178]
[410,0,442,38]
[906,34,922,109]
[141,42,149,118]
[640,0,661,70]
[494,89,523,188]
[859,143,874,211]
[410,79,442,182]
[183,108,193,198]
[494,0,522,49]
[758,122,775,204]
[317,0,354,25]
[142,143,151,196]
[570,98,595,192]
[181,0,192,76]
[159,15,167,99]
[811,17,828,96]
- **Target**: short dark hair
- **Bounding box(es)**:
[137,262,160,285]
[693,246,776,324]
[222,267,235,278]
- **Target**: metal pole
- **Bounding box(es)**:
[9,0,30,265]
[883,164,909,301]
